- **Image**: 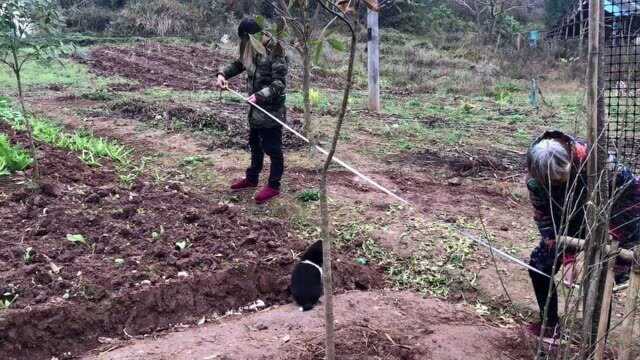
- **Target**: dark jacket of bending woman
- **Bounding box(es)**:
[525,130,640,336]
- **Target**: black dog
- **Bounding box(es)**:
[291,240,323,311]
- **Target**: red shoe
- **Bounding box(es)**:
[255,186,280,204]
[231,178,258,191]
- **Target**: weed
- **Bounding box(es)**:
[118,156,152,187]
[288,90,331,113]
[175,240,192,252]
[441,130,464,145]
[1,98,132,167]
[460,102,475,114]
[309,88,323,107]
[0,134,33,175]
[513,128,531,145]
[23,247,35,264]
[331,213,375,250]
[181,155,205,166]
[290,213,321,242]
[407,99,421,108]
[353,218,476,298]
[394,139,413,151]
[0,291,18,310]
[114,258,125,267]
[152,225,165,242]
[80,89,117,102]
[118,172,138,186]
[67,234,87,246]
[493,81,521,94]
[297,189,320,202]
[495,91,513,108]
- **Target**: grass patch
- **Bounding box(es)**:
[287,90,332,114]
[0,134,33,176]
[80,88,118,101]
[0,60,94,90]
[0,97,132,168]
[357,220,475,298]
[297,189,320,203]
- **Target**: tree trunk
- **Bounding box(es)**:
[317,1,357,359]
[11,49,40,182]
[302,44,312,136]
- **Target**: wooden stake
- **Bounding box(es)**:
[583,0,608,355]
[595,240,619,360]
[619,248,640,360]
[367,8,380,112]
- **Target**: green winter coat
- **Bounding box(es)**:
[219,34,288,129]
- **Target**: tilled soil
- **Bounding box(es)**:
[84,42,348,92]
[0,123,383,360]
[84,43,239,91]
[107,97,307,149]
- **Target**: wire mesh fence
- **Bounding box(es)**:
[605,0,640,172]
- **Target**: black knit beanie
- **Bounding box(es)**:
[238,18,262,39]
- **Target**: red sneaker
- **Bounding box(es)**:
[255,186,280,204]
[230,178,258,191]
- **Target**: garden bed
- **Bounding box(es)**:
[0,122,383,360]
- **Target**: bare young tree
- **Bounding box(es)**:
[315,1,357,358]
[0,0,66,182]
[264,0,340,136]
[267,0,320,136]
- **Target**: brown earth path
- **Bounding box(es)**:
[83,290,533,360]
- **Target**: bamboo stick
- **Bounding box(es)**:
[619,247,640,360]
[559,236,635,262]
[583,0,608,353]
[595,240,620,360]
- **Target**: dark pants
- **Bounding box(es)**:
[529,244,562,326]
[246,126,284,189]
[529,230,639,327]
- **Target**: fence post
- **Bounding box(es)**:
[583,0,609,356]
[367,7,380,112]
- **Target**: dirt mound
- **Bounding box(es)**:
[108,97,307,149]
[83,291,533,359]
[83,43,240,91]
[0,123,382,360]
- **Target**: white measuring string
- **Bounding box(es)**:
[226,87,550,279]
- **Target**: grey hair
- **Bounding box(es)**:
[528,139,572,183]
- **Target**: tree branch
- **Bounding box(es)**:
[18,52,37,72]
